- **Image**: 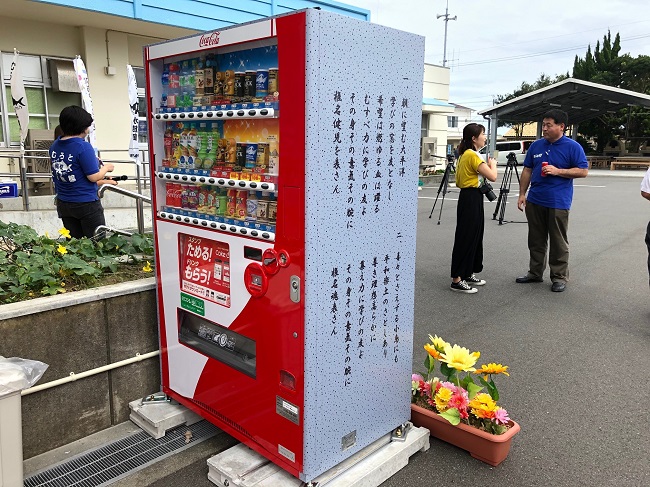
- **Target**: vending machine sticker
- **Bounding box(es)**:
[179,233,231,307]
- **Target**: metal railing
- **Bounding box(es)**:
[0,147,150,213]
[97,184,152,234]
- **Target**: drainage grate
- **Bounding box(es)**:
[24,419,220,487]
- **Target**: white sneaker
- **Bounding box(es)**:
[450,280,478,294]
[466,274,486,286]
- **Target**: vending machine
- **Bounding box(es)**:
[145,9,424,482]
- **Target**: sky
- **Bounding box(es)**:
[347,0,650,112]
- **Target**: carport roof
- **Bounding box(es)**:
[478,78,650,125]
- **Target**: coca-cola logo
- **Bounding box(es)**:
[199,32,220,47]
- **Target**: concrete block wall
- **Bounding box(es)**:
[0,278,160,459]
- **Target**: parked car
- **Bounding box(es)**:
[480,140,534,166]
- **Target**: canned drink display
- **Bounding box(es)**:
[166,183,176,207]
[244,70,256,98]
[256,191,269,222]
[226,189,237,217]
[236,143,247,167]
[180,185,189,209]
[226,138,237,163]
[235,190,248,220]
[186,185,199,210]
[256,143,269,170]
[268,199,277,223]
[214,71,225,97]
[268,68,278,94]
[206,186,218,215]
[255,69,268,98]
[234,72,245,97]
[224,70,235,96]
[198,185,210,213]
[245,143,258,169]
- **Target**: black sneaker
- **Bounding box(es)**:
[450,280,478,294]
[466,274,486,286]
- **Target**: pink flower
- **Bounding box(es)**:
[421,381,432,397]
[412,373,424,382]
[493,407,510,425]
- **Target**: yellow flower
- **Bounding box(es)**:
[475,363,510,379]
[57,244,68,255]
[142,261,153,272]
[60,282,65,287]
[58,228,71,239]
[435,387,453,411]
[469,393,497,419]
[424,343,441,360]
[439,344,480,372]
[428,334,449,352]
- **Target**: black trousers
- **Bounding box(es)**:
[450,188,484,279]
[56,199,106,239]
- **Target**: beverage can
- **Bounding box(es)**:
[226,189,237,217]
[166,183,176,207]
[226,138,237,164]
[256,191,269,222]
[224,70,235,96]
[217,192,228,216]
[244,71,256,98]
[198,185,210,212]
[186,185,199,210]
[235,190,248,220]
[195,67,205,96]
[245,143,258,169]
[236,143,247,167]
[234,72,245,98]
[541,161,548,177]
[180,185,189,209]
[214,71,224,97]
[206,186,218,215]
[268,199,277,224]
[268,68,278,95]
[256,69,268,98]
[256,143,269,171]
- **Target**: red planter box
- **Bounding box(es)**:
[411,404,520,466]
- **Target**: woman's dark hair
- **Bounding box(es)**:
[458,123,485,155]
[53,125,64,139]
[59,106,93,136]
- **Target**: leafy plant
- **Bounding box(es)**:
[0,221,155,304]
[412,334,512,435]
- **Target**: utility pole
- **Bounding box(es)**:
[437,0,456,67]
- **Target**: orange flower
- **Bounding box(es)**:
[424,343,441,360]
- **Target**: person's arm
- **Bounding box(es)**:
[477,157,498,182]
[543,166,588,179]
[517,166,532,211]
[97,178,118,186]
[86,163,115,182]
[642,191,650,202]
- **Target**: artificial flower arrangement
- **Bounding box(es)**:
[411,334,512,435]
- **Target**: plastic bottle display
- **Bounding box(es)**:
[195,56,205,96]
[168,63,180,108]
[179,124,190,168]
[217,191,228,216]
[268,135,279,175]
[187,123,198,168]
[164,127,173,164]
[196,123,208,169]
[204,54,215,95]
[161,64,169,108]
[226,189,237,217]
[246,190,258,222]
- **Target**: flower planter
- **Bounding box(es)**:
[411,404,520,466]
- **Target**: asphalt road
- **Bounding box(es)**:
[115,172,650,486]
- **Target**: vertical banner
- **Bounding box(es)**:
[127,65,140,163]
[9,49,29,145]
[73,56,97,149]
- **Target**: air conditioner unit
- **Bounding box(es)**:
[25,129,55,194]
[421,137,437,164]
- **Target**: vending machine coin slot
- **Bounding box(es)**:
[289,275,300,303]
[262,248,280,275]
[244,263,268,297]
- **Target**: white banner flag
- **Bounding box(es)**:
[73,56,97,149]
[127,65,140,164]
[9,49,29,145]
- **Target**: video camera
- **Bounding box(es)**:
[506,152,517,163]
[105,175,128,181]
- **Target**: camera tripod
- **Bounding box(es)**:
[428,159,456,225]
[492,153,522,225]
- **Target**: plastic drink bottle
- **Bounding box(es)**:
[161,64,169,108]
[187,123,198,169]
[246,191,258,222]
[168,63,180,108]
[196,123,209,169]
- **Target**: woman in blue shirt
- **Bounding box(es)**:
[50,106,115,238]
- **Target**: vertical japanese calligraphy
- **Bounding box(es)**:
[330,91,410,229]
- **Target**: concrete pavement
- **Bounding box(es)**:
[24,172,650,486]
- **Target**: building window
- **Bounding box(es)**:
[421,114,429,139]
[0,52,81,146]
[447,116,458,128]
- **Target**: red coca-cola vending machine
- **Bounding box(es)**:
[145,9,424,482]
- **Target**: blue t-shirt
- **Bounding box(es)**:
[523,135,587,210]
[50,137,100,203]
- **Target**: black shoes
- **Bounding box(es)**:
[551,281,566,292]
[515,275,543,283]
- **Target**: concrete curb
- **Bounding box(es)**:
[0,277,156,320]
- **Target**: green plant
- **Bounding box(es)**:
[0,221,155,304]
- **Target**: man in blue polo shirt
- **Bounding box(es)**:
[515,109,588,292]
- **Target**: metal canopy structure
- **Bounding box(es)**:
[478,78,650,125]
